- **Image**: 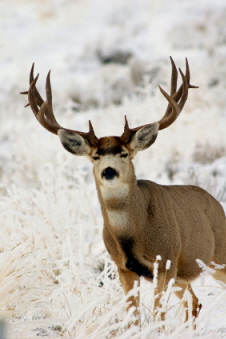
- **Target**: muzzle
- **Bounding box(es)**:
[101,167,119,180]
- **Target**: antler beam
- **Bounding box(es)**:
[20,64,99,146]
[121,57,198,143]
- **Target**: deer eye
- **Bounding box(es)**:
[120,153,128,158]
[93,156,100,161]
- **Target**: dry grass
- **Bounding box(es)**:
[0,0,226,337]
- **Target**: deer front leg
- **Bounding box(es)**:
[174,282,201,327]
[118,268,140,326]
[153,273,168,321]
[152,266,177,322]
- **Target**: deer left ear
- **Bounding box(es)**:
[130,123,159,151]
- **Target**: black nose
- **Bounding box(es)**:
[102,167,118,180]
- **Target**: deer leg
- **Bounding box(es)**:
[174,282,201,326]
[153,274,166,321]
[153,271,175,321]
[118,269,140,325]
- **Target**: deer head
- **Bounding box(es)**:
[21,57,196,190]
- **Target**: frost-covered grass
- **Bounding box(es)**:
[0,0,226,338]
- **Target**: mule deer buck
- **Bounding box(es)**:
[21,57,226,325]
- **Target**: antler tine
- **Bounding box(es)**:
[170,56,178,95]
[44,71,61,126]
[30,63,44,107]
[28,74,40,116]
[178,68,189,110]
[20,63,44,108]
[46,71,52,104]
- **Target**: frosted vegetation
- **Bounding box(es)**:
[0,0,226,338]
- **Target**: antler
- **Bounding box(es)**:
[121,57,198,144]
[20,64,99,147]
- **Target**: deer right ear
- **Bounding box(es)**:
[58,130,92,156]
[130,123,159,152]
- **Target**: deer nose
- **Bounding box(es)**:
[102,167,118,180]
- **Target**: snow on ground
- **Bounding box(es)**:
[0,0,226,338]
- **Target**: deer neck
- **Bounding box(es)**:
[95,173,141,234]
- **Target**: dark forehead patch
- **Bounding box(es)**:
[97,145,123,156]
[97,137,124,156]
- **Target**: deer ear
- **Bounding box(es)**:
[57,130,91,156]
[130,123,159,151]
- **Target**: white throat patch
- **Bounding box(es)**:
[100,182,129,200]
[107,210,128,229]
[100,182,129,230]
